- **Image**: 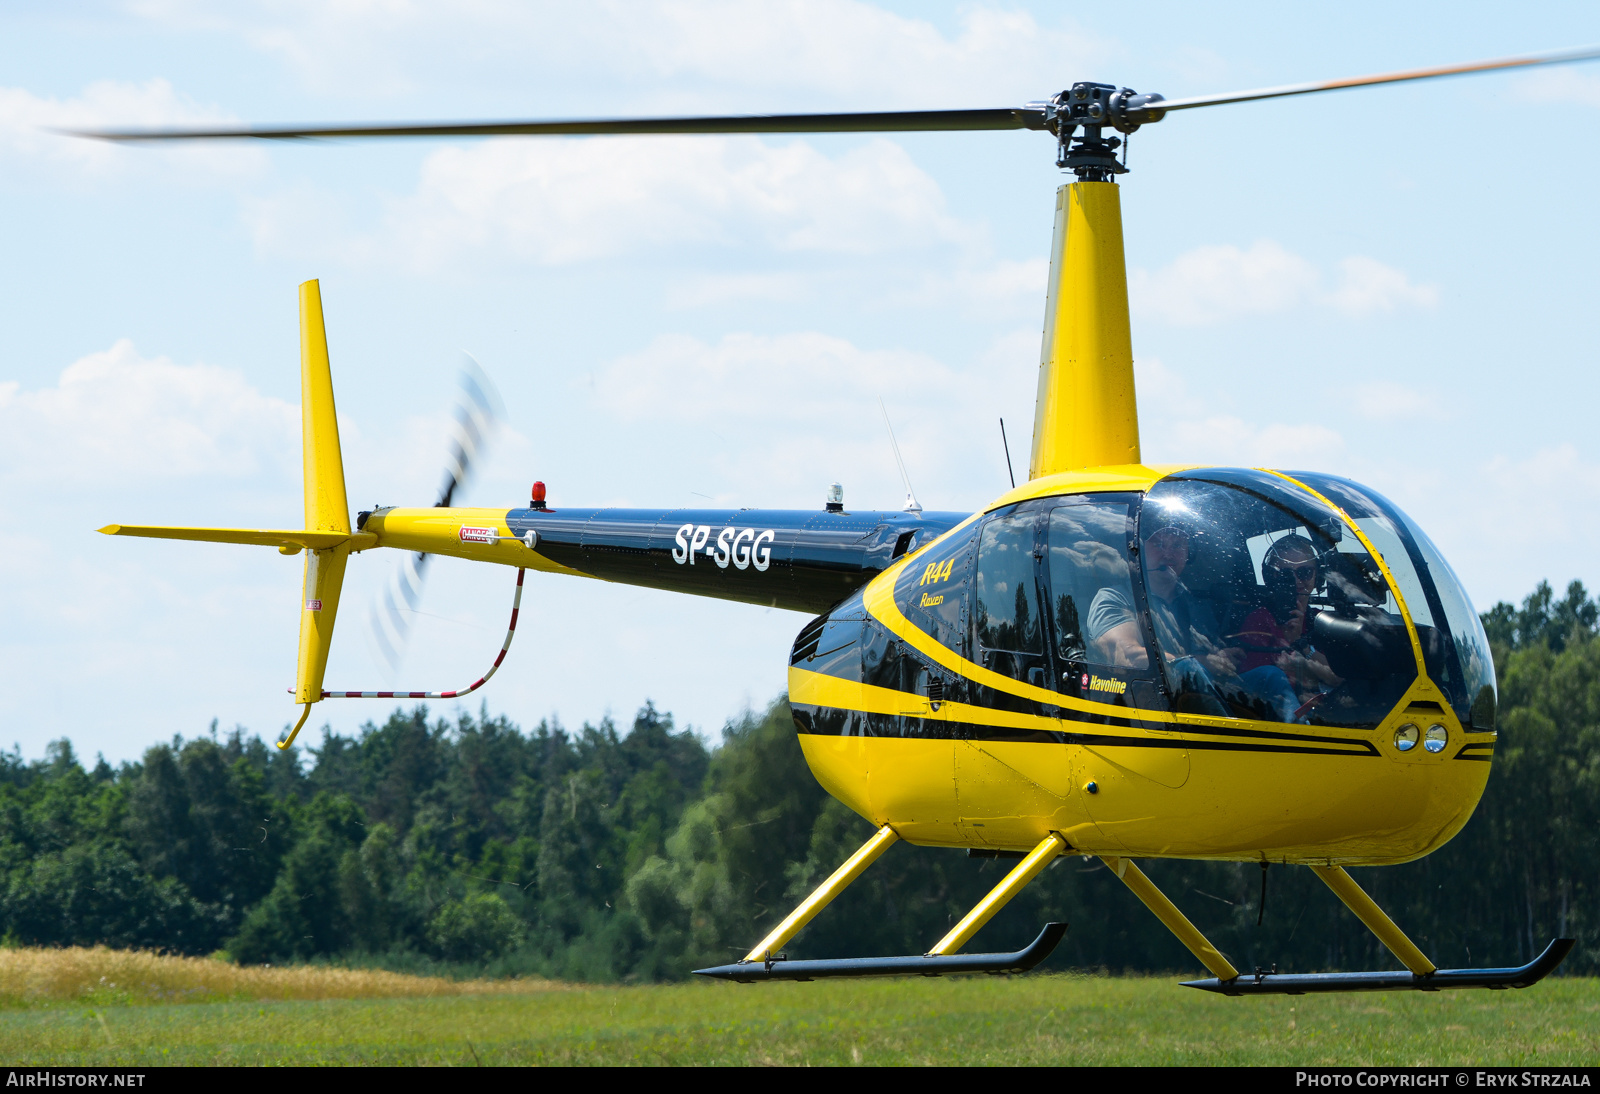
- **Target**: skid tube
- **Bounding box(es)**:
[695,922,1068,983]
[1184,938,1575,996]
[696,829,1072,983]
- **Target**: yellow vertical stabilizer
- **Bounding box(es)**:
[100,279,360,746]
[292,280,352,716]
[1029,181,1141,478]
[300,280,351,536]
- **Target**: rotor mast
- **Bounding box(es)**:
[1028,83,1157,478]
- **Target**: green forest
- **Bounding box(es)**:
[2,580,1595,981]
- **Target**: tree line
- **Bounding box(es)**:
[0,579,1593,980]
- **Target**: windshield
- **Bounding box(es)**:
[1287,472,1496,730]
[1137,469,1417,727]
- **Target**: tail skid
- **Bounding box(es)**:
[320,568,526,702]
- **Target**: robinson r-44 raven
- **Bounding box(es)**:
[89,44,1599,994]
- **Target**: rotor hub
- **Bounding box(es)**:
[1030,82,1168,181]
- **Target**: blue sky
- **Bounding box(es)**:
[1,2,1597,762]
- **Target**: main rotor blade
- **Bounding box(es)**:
[1145,44,1600,115]
[70,108,1046,143]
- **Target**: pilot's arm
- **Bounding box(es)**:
[1095,620,1150,669]
[1086,588,1150,670]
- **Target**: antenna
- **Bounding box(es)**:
[999,418,1016,489]
[878,398,922,514]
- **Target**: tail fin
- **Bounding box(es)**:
[100,278,364,749]
[292,280,353,714]
[300,280,350,535]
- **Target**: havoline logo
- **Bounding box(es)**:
[1088,675,1126,695]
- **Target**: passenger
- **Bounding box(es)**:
[1234,535,1341,713]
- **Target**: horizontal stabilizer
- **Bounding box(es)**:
[1183,938,1574,995]
[99,525,375,551]
[694,922,1066,982]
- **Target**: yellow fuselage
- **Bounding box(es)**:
[789,467,1494,868]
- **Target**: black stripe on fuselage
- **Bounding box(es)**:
[792,702,1380,756]
[822,617,1383,752]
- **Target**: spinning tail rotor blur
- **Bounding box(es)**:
[368,355,503,671]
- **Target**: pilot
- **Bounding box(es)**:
[1234,534,1341,710]
[1086,505,1303,721]
[1086,507,1226,673]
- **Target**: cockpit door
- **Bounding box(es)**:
[1043,495,1190,793]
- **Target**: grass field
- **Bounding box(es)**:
[1,949,1595,1066]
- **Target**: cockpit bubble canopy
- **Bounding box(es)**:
[1132,469,1494,731]
[1286,471,1495,731]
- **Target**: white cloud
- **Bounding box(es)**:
[594,330,953,424]
[1480,445,1600,542]
[1158,415,1346,468]
[1418,443,1600,607]
[0,79,260,176]
[1516,67,1600,109]
[1325,256,1439,317]
[1131,240,1437,325]
[1130,355,1191,414]
[249,135,972,269]
[882,257,1049,317]
[583,329,1029,509]
[0,340,298,486]
[665,255,1048,314]
[1132,240,1317,325]
[133,1,1109,106]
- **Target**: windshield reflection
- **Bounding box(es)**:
[1137,470,1416,727]
[1287,472,1497,730]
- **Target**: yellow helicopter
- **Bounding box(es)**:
[87,45,1598,995]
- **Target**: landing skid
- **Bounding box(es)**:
[708,826,1576,997]
[694,922,1068,982]
[1184,938,1575,996]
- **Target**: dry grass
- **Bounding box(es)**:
[0,947,565,1008]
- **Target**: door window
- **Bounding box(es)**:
[972,510,1047,685]
[1045,495,1160,704]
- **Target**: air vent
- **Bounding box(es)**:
[790,615,827,664]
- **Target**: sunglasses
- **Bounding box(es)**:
[1276,563,1317,583]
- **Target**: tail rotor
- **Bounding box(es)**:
[368,354,503,672]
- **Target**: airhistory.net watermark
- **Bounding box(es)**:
[4,1074,145,1087]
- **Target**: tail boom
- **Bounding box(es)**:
[363,504,970,615]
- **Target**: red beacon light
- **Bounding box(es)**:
[531,481,548,511]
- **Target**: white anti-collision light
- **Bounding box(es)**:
[1394,723,1419,752]
[1424,724,1448,753]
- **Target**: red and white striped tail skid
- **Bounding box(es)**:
[323,568,524,700]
